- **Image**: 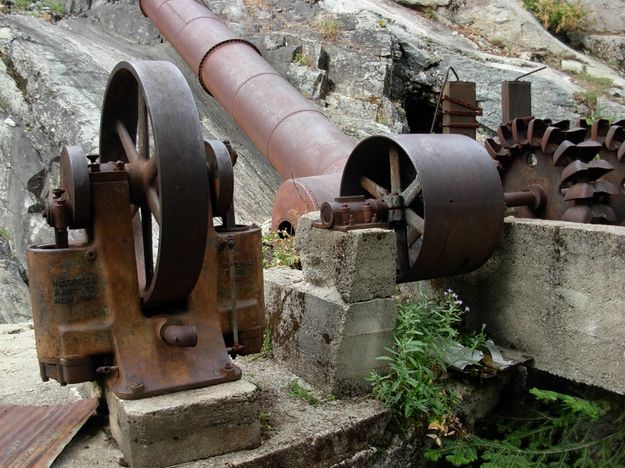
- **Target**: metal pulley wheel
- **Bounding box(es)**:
[204,140,234,217]
[99,60,209,305]
[59,145,90,229]
[340,133,504,283]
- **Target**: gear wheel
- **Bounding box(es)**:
[485,117,621,224]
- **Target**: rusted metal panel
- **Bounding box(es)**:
[0,398,98,467]
[502,81,532,122]
[441,81,481,139]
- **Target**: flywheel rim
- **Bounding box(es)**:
[99,60,209,305]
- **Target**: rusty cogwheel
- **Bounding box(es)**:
[485,117,623,224]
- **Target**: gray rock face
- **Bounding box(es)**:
[0,237,30,323]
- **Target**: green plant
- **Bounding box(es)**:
[261,326,272,356]
[423,7,436,20]
[459,327,488,356]
[293,51,312,67]
[368,290,469,422]
[427,387,625,467]
[287,379,320,406]
[523,0,588,35]
[318,18,341,41]
[259,410,275,434]
[572,73,613,111]
[12,0,30,10]
[262,230,301,269]
[376,18,387,28]
[44,0,65,15]
[0,227,11,241]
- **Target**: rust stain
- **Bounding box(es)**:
[0,398,98,467]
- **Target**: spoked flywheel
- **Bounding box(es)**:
[99,60,209,305]
[341,134,504,283]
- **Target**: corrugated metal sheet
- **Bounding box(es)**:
[0,398,98,467]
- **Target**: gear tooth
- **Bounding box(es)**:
[563,127,587,144]
[561,160,589,185]
[591,203,617,224]
[497,124,516,149]
[553,140,577,166]
[593,180,619,196]
[618,143,625,162]
[576,140,602,162]
[541,126,564,154]
[588,159,614,171]
[564,182,594,201]
[562,205,592,223]
[590,119,611,143]
[552,120,570,130]
[587,159,614,180]
[528,118,548,147]
[605,125,624,151]
[511,118,529,146]
[575,118,589,129]
[485,138,507,159]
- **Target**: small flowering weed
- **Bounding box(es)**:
[368,290,472,422]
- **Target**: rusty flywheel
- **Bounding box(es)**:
[486,117,624,224]
[99,60,209,305]
[340,133,505,283]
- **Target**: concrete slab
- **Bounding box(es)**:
[106,380,261,468]
[431,217,625,395]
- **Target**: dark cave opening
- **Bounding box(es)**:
[403,92,439,134]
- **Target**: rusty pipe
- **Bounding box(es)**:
[140,0,355,179]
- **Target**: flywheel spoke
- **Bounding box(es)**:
[389,145,401,194]
[405,208,424,245]
[115,120,140,163]
[402,176,422,206]
[146,187,161,225]
[144,156,157,183]
[361,175,388,199]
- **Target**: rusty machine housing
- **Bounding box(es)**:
[28,61,264,399]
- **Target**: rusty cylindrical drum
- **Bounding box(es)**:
[340,133,505,282]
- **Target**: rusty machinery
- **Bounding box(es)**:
[27,60,264,399]
[486,74,625,225]
[138,0,541,283]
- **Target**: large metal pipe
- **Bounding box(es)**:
[139,0,355,180]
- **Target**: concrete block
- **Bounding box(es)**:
[264,268,396,396]
[435,217,625,395]
[296,212,396,302]
[106,380,260,467]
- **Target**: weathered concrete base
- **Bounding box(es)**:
[428,217,625,395]
[264,213,398,397]
[265,268,396,396]
[105,380,260,468]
